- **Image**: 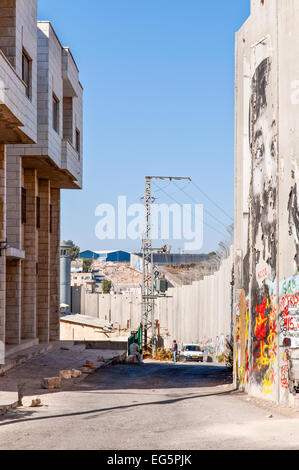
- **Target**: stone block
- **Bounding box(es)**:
[84,361,96,369]
[42,377,62,389]
[71,369,82,378]
[81,366,94,374]
[30,398,42,407]
[59,370,72,380]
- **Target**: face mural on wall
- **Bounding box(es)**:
[249,57,277,283]
[288,166,299,273]
[247,56,278,388]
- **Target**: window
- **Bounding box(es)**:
[75,129,80,156]
[52,94,59,133]
[185,345,201,352]
[21,188,27,224]
[22,50,31,99]
[36,196,40,229]
[49,204,52,234]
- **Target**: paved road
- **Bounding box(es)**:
[1,360,299,450]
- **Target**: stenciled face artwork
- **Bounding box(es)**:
[288,166,299,272]
[249,57,277,285]
[247,56,278,390]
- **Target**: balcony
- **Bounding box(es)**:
[61,138,82,189]
[0,50,36,144]
[62,48,79,98]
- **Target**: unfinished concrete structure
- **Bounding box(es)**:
[234,0,299,406]
[0,0,83,363]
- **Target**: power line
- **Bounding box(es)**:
[172,181,231,232]
[191,180,234,223]
[153,181,191,201]
[142,176,191,358]
[152,182,228,239]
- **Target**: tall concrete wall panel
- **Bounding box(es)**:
[234,0,299,406]
[80,249,233,356]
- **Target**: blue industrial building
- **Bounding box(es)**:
[78,250,131,263]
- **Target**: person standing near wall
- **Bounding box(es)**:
[172,340,178,362]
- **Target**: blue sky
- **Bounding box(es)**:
[38,0,250,254]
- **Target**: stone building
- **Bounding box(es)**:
[234,0,299,406]
[0,0,83,363]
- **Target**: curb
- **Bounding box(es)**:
[0,400,19,416]
[0,343,54,376]
[74,351,127,384]
[0,350,127,414]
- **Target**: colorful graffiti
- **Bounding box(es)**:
[279,275,299,349]
[235,290,250,389]
[281,351,289,390]
[278,275,299,395]
[252,295,277,394]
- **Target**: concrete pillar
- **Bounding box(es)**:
[0,145,6,348]
[5,259,21,344]
[50,187,60,341]
[5,156,22,345]
[37,179,50,343]
[6,156,22,249]
[22,169,38,340]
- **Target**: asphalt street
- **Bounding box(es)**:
[0,360,299,450]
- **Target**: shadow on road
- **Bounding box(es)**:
[83,361,233,391]
[0,387,237,427]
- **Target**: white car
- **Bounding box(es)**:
[179,344,204,363]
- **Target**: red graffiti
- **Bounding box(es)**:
[255,297,267,341]
[279,294,299,313]
[281,365,289,390]
[282,306,289,318]
[258,268,267,280]
[253,297,277,375]
[284,317,295,332]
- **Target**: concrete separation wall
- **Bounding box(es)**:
[77,248,234,358]
[234,0,299,407]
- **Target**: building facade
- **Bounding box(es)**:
[79,250,131,263]
[234,0,299,406]
[0,0,83,363]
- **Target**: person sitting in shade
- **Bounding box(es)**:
[129,340,143,364]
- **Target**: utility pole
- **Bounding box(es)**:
[141,176,191,358]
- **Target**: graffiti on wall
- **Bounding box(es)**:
[235,290,250,389]
[288,164,299,272]
[243,40,278,395]
[278,275,299,393]
[253,295,277,394]
[237,32,299,401]
[281,351,289,390]
[279,276,299,349]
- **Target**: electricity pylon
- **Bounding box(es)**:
[141,176,191,358]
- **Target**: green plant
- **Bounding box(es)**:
[71,244,80,260]
[217,353,225,363]
[83,259,92,273]
[102,279,112,294]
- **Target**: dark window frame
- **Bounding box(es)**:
[75,128,81,157]
[21,187,27,224]
[52,94,60,133]
[36,196,40,229]
[50,204,53,234]
[22,49,32,100]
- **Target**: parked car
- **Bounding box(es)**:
[179,344,203,362]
